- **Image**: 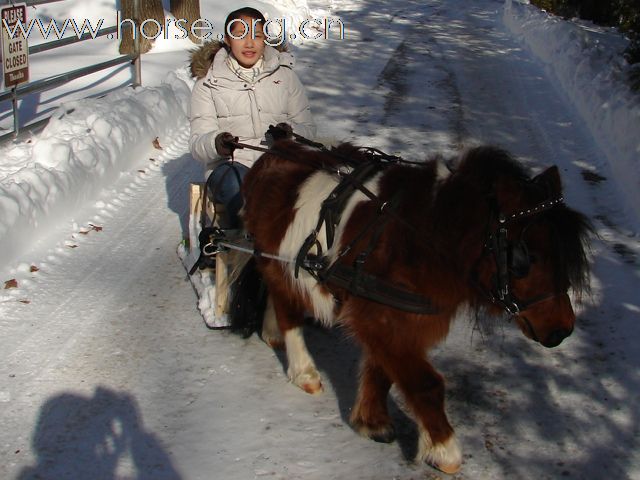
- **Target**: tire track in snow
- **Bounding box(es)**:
[0,124,210,478]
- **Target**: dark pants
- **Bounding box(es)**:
[206,161,249,229]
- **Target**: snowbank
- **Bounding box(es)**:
[0,71,192,272]
[0,0,321,275]
[504,0,640,230]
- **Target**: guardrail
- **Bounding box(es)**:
[0,0,141,142]
[6,0,64,6]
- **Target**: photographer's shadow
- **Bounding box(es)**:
[18,386,180,480]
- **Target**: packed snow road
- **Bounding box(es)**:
[1,0,639,478]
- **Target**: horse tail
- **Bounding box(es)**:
[228,256,268,338]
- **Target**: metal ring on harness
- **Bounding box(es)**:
[203,242,219,256]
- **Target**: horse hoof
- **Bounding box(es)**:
[431,460,461,475]
[290,368,323,395]
[418,432,462,475]
[261,328,283,349]
[260,296,283,348]
[264,336,285,350]
[301,380,324,395]
[351,418,396,443]
[371,427,396,444]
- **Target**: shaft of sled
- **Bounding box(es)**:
[217,241,294,264]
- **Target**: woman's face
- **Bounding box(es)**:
[225,16,266,68]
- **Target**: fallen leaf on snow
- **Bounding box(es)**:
[152,137,163,150]
[30,266,39,273]
[4,279,18,289]
[79,224,103,235]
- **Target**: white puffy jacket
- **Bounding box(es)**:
[189,43,316,170]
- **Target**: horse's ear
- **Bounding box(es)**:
[532,166,562,197]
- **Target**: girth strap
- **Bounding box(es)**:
[319,262,440,314]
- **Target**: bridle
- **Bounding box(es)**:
[472,195,565,320]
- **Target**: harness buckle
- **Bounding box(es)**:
[499,284,509,300]
[503,301,520,315]
[302,254,327,273]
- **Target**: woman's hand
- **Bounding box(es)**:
[215,132,238,156]
[266,123,293,144]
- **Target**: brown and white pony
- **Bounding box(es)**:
[234,141,591,474]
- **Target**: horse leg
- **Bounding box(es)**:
[261,295,284,349]
[354,325,461,473]
[269,289,323,394]
[390,355,461,474]
[350,354,395,443]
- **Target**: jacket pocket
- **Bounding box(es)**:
[213,94,231,118]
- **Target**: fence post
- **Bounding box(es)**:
[12,87,19,138]
[1,0,143,142]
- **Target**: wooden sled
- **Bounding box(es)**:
[185,182,245,327]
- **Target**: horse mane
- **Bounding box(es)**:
[446,146,592,298]
[451,146,530,194]
[545,204,592,298]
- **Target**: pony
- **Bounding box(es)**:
[232,140,591,474]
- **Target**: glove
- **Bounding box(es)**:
[266,123,293,144]
[214,132,237,157]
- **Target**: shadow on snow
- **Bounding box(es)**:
[18,386,181,480]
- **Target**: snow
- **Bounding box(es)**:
[1,0,640,478]
[504,0,640,232]
[0,74,191,270]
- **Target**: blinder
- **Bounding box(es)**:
[478,195,564,316]
[508,239,531,279]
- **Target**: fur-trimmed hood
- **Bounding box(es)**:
[189,40,225,79]
[189,40,289,79]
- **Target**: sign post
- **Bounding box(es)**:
[1,2,29,89]
[1,3,29,136]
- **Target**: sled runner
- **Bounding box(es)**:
[182,176,265,328]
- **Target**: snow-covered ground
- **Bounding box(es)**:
[504,0,640,234]
[1,0,639,478]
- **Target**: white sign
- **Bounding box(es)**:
[1,3,29,89]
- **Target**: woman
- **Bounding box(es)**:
[189,7,316,228]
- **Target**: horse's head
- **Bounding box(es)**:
[474,163,592,348]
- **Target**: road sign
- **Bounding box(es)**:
[1,3,29,89]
